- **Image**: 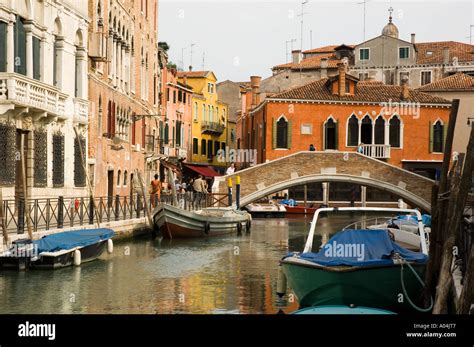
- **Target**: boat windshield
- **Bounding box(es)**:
[302,207,428,255]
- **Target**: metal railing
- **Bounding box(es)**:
[1,193,229,235]
[201,121,225,134]
[360,144,391,159]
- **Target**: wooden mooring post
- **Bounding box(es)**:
[432,119,474,314]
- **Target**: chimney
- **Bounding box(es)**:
[189,65,193,71]
[401,75,409,100]
[320,58,328,78]
[411,33,416,44]
[250,76,261,107]
[443,47,450,64]
[292,50,301,65]
[183,75,187,86]
[338,63,346,96]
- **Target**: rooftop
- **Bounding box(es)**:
[417,72,474,91]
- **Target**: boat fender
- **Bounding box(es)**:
[246,219,251,232]
[107,239,114,254]
[236,221,242,235]
[204,221,210,235]
[276,264,287,298]
[73,249,81,266]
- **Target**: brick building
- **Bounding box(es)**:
[87,0,161,198]
[238,64,452,179]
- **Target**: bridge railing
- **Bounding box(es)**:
[361,144,391,159]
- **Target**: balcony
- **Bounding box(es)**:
[201,121,224,135]
[360,144,391,159]
[0,73,67,119]
[73,98,88,124]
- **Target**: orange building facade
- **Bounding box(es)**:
[238,65,453,178]
[87,0,161,198]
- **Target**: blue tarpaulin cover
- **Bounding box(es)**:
[34,228,115,253]
[395,214,431,227]
[292,229,428,267]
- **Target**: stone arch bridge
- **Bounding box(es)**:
[215,151,434,212]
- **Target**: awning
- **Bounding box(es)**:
[183,164,221,178]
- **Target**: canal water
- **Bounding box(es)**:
[0,213,382,314]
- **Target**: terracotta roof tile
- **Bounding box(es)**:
[270,76,450,104]
[415,41,474,64]
[273,53,341,71]
[303,44,355,54]
[417,72,474,91]
[177,70,211,78]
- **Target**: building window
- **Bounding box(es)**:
[324,118,338,150]
[421,71,432,86]
[276,117,288,149]
[389,116,401,148]
[14,15,27,75]
[173,90,176,103]
[193,138,198,154]
[32,36,41,80]
[202,104,206,122]
[166,88,170,102]
[359,48,369,61]
[164,123,169,144]
[347,115,359,146]
[74,135,86,187]
[33,128,47,187]
[201,139,206,155]
[207,141,213,158]
[176,121,181,147]
[178,90,182,102]
[361,115,372,145]
[52,133,65,187]
[214,141,219,156]
[0,22,6,72]
[117,170,121,187]
[374,116,385,144]
[432,120,444,153]
[345,82,350,94]
[399,47,409,59]
[194,102,198,121]
[123,170,128,186]
[221,142,226,150]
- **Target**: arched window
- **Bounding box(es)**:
[276,117,288,148]
[389,116,401,148]
[74,30,84,98]
[347,115,358,146]
[98,94,102,135]
[53,18,62,87]
[433,120,444,153]
[123,170,128,186]
[374,116,385,144]
[361,115,372,144]
[324,118,338,150]
[117,170,121,187]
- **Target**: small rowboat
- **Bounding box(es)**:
[153,203,251,239]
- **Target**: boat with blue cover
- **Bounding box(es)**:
[280,207,431,313]
[0,228,115,270]
[292,305,396,314]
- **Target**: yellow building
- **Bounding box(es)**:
[177,71,230,174]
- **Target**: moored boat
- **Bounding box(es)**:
[280,207,431,313]
[153,203,251,239]
[0,228,115,270]
[244,203,286,218]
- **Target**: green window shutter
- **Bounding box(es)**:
[442,122,448,151]
[428,121,433,153]
[0,22,6,72]
[287,120,292,149]
[272,118,276,149]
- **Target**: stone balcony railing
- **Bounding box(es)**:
[201,120,225,135]
[360,144,391,159]
[73,97,88,124]
[0,73,68,118]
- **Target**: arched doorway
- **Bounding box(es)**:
[324,118,337,150]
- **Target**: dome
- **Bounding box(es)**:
[382,11,399,38]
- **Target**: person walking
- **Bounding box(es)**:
[226,162,236,175]
[150,174,162,208]
[193,175,207,208]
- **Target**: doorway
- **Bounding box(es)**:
[107,170,114,205]
[15,129,28,204]
[324,119,337,150]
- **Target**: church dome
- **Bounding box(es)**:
[382,9,399,38]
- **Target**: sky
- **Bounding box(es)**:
[158,0,474,82]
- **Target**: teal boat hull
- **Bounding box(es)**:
[282,259,428,314]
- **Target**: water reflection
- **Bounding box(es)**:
[0,212,391,314]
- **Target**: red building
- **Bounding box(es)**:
[238,64,452,178]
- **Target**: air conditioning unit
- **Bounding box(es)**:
[89,32,107,62]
